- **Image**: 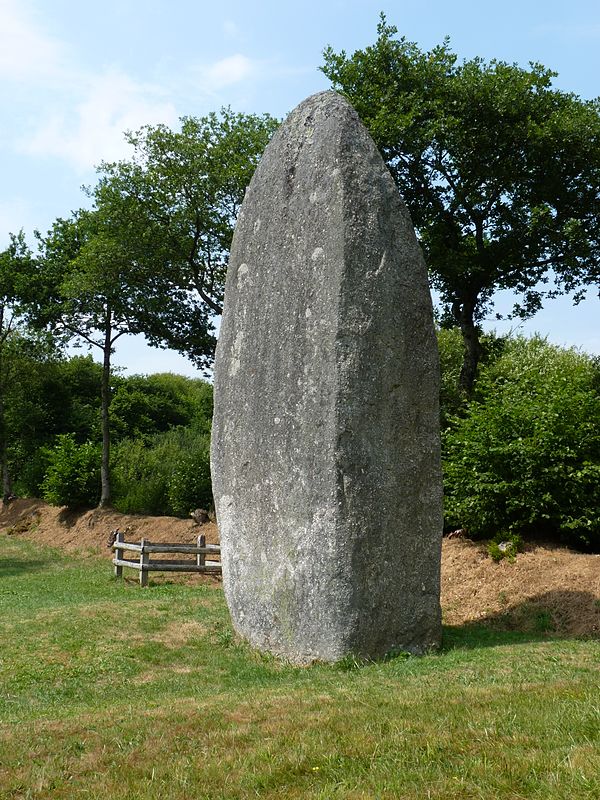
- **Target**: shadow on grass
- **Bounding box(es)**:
[0,555,54,578]
[442,624,550,651]
[442,589,600,651]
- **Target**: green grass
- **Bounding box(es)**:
[0,534,599,799]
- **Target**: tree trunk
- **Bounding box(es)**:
[99,320,112,507]
[1,446,12,504]
[0,341,11,504]
[0,396,12,504]
[453,297,483,397]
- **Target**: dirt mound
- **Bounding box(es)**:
[2,499,599,638]
[0,497,219,554]
[442,536,600,637]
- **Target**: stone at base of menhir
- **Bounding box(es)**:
[211,91,443,664]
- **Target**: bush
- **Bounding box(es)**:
[41,434,101,508]
[111,428,212,517]
[109,437,169,515]
[443,336,600,550]
[167,436,212,517]
[12,448,48,499]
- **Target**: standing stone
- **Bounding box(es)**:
[211,91,442,663]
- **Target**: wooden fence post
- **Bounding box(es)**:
[114,530,124,578]
[140,538,149,587]
[197,534,206,568]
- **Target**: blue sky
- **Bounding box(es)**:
[1,0,599,376]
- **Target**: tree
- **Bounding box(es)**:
[11,107,275,508]
[322,17,600,392]
[93,108,279,332]
[31,208,211,507]
[7,355,105,498]
[0,233,61,501]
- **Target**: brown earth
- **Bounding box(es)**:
[2,498,599,638]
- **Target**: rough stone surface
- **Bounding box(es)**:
[211,91,442,663]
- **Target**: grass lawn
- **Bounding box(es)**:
[0,534,599,799]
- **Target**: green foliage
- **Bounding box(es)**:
[8,355,103,498]
[109,375,213,517]
[41,433,101,507]
[438,327,507,426]
[444,337,600,550]
[110,373,212,442]
[488,533,524,563]
[0,330,65,494]
[166,434,212,516]
[32,207,177,506]
[0,345,213,512]
[322,17,600,391]
[54,356,103,442]
[94,108,279,365]
[0,234,66,498]
[438,327,464,419]
[111,427,212,517]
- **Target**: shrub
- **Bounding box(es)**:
[487,533,523,563]
[167,434,212,517]
[41,434,101,508]
[110,437,169,515]
[111,428,212,517]
[443,336,600,551]
[110,373,213,442]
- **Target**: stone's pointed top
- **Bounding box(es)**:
[292,89,352,108]
[211,90,442,664]
[232,86,393,231]
[281,89,360,127]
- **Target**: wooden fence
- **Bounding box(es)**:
[112,532,221,586]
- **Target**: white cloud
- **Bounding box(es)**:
[223,19,242,40]
[1,2,178,172]
[0,0,65,82]
[21,69,178,171]
[197,53,257,91]
[1,3,261,173]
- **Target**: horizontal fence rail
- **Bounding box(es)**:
[112,531,221,586]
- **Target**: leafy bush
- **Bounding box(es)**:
[444,336,600,550]
[167,436,212,517]
[41,434,101,507]
[487,533,523,563]
[12,448,48,499]
[111,427,212,517]
[109,437,169,515]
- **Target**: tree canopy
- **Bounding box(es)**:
[322,16,600,391]
[93,108,279,330]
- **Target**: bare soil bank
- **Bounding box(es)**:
[2,498,599,638]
